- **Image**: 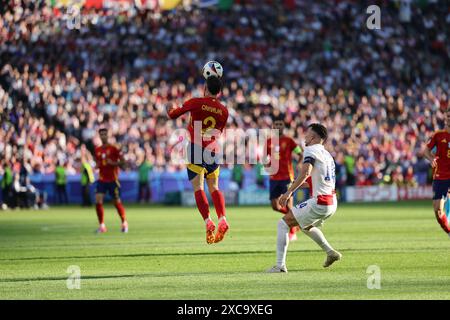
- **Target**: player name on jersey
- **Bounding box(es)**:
[201,104,223,115]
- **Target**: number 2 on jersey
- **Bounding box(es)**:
[203,116,216,131]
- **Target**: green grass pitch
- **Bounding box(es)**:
[0,201,449,300]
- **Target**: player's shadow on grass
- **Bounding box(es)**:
[0,274,139,283]
[0,249,322,262]
[1,270,309,283]
[0,246,444,262]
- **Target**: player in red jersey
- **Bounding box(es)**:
[167,76,229,244]
[94,128,128,233]
[424,108,450,237]
[265,117,303,241]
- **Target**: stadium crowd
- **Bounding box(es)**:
[0,0,449,197]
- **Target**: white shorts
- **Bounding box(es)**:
[291,197,337,229]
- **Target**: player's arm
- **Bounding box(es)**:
[106,148,126,168]
[279,162,313,207]
[106,158,124,167]
[167,99,196,119]
[424,133,438,168]
[424,148,437,169]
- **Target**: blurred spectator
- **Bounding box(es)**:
[55,161,68,204]
[413,153,431,185]
[80,152,95,207]
[255,162,265,188]
[0,0,448,191]
[138,155,153,203]
[232,164,244,189]
[404,166,418,187]
[1,159,14,209]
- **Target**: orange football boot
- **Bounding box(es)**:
[206,219,216,244]
[214,219,229,243]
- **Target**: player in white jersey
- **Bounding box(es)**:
[267,123,342,273]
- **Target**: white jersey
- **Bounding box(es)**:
[303,144,336,205]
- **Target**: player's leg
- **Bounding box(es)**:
[206,174,225,219]
[111,182,128,233]
[270,180,298,240]
[287,196,300,241]
[144,182,151,203]
[138,182,143,203]
[294,201,341,267]
[190,167,210,220]
[272,196,299,241]
[206,170,229,243]
[266,210,299,273]
[63,185,68,204]
[188,165,215,244]
[302,225,341,267]
[270,198,288,213]
[433,199,450,233]
[269,180,288,213]
[95,185,107,233]
[113,198,128,233]
[432,180,450,234]
[147,182,152,203]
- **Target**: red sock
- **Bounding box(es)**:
[194,190,210,220]
[115,202,126,223]
[439,214,450,233]
[211,190,226,219]
[96,203,104,224]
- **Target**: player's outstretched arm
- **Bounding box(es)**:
[106,158,125,167]
[279,163,313,207]
[167,99,196,119]
[106,148,126,168]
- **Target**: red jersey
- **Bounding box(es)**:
[427,130,450,180]
[94,144,122,182]
[266,136,301,181]
[168,97,228,151]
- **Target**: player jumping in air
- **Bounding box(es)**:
[94,128,128,233]
[167,76,229,244]
[265,116,303,241]
[424,108,450,237]
[267,123,341,273]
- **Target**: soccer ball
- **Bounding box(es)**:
[202,61,223,79]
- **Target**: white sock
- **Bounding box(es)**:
[219,216,226,223]
[204,217,211,224]
[304,227,333,253]
[276,219,290,267]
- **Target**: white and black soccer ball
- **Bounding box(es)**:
[202,61,223,79]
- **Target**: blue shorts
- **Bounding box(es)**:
[269,179,292,200]
[186,143,220,181]
[95,181,121,199]
[432,179,450,200]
